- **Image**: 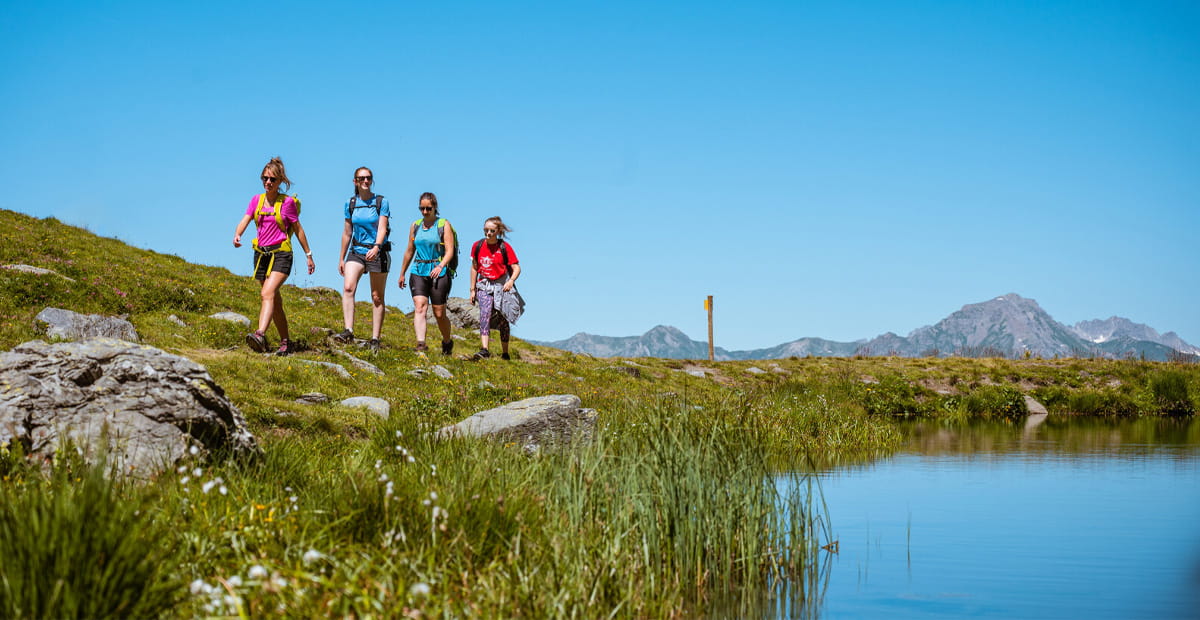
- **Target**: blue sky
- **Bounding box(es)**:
[2,0,1197,349]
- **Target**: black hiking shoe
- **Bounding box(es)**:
[276,339,292,356]
[472,348,491,361]
[441,340,454,355]
[501,352,511,361]
[367,338,381,353]
[246,331,268,353]
[332,329,355,344]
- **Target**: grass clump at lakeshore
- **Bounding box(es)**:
[1,400,823,617]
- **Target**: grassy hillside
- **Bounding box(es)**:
[0,208,1197,617]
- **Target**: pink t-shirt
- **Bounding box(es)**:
[245,194,299,247]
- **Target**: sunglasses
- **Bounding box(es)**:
[419,206,435,212]
[261,176,277,183]
[483,228,498,233]
[355,176,372,181]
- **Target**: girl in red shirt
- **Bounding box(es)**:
[468,216,521,360]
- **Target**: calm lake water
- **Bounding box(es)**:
[781,417,1200,619]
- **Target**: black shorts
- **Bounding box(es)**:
[409,273,451,305]
[253,245,293,281]
[346,249,391,273]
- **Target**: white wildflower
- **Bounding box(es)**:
[202,480,217,494]
[219,485,228,496]
[248,565,268,580]
[407,455,415,463]
[177,464,188,474]
[429,491,437,501]
[227,575,243,587]
[181,476,191,485]
[409,582,431,598]
[189,579,208,595]
[302,549,322,566]
[378,473,389,482]
[192,467,203,477]
[189,444,200,456]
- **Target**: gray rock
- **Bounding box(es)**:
[210,312,251,327]
[746,367,767,375]
[431,365,453,379]
[423,297,479,330]
[335,350,384,376]
[296,392,329,404]
[436,394,597,451]
[299,296,316,306]
[35,307,139,342]
[477,380,496,389]
[604,365,641,378]
[292,358,352,379]
[1023,395,1048,415]
[684,369,706,378]
[408,368,431,378]
[340,396,390,419]
[769,364,787,374]
[452,334,467,341]
[2,264,76,282]
[167,314,188,327]
[0,338,259,477]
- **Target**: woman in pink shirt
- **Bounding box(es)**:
[232,157,315,355]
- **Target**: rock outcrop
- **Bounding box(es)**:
[35,307,139,342]
[0,338,259,477]
[436,394,597,451]
[423,297,479,330]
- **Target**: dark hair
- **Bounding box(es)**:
[419,192,439,217]
[484,216,512,239]
[262,157,292,192]
[353,166,373,196]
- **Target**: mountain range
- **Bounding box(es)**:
[529,294,1200,362]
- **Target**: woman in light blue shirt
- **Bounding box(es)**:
[335,166,390,351]
[397,192,455,354]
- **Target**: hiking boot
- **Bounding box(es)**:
[367,338,381,353]
[414,342,428,353]
[501,352,511,361]
[441,340,454,355]
[472,348,491,360]
[276,339,292,356]
[332,328,355,344]
[246,330,268,353]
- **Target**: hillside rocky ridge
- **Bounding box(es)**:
[531,294,1199,361]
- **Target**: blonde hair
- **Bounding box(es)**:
[484,216,512,238]
[261,157,292,192]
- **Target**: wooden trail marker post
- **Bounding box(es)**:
[705,295,714,361]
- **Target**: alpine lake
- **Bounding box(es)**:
[770,416,1200,619]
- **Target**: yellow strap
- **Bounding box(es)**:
[252,193,293,252]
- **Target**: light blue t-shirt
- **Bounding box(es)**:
[411,218,447,277]
[343,195,390,254]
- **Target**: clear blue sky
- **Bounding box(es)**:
[2,0,1197,349]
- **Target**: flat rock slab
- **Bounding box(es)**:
[341,396,390,418]
[436,394,597,450]
[293,358,352,379]
[35,307,139,342]
[3,264,76,281]
[0,338,259,477]
[210,312,251,327]
[1024,395,1049,415]
[335,350,384,376]
[296,392,329,404]
[423,297,479,330]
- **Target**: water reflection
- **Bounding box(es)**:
[780,416,1200,619]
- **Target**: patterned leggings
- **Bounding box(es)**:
[477,286,511,342]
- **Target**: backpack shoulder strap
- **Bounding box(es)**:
[471,239,484,265]
[373,194,383,214]
[349,195,357,212]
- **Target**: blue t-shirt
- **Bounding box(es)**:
[411,218,447,277]
[343,195,390,254]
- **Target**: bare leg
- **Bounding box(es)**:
[432,304,452,344]
[341,261,366,331]
[259,271,289,339]
[413,296,430,344]
[369,271,388,339]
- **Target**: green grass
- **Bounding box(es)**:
[1,208,1198,616]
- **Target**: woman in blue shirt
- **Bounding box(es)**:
[335,166,390,351]
[397,191,455,354]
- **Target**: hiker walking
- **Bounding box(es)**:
[231,156,315,355]
[468,216,523,360]
[397,192,456,354]
[334,166,390,352]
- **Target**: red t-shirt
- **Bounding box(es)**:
[475,240,518,280]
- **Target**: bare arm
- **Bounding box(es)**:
[338,219,352,276]
[365,214,388,261]
[397,225,416,289]
[232,214,253,247]
[503,263,521,291]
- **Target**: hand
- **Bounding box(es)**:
[306,255,315,275]
[469,290,477,305]
[233,235,241,248]
[366,247,378,261]
[502,281,514,292]
[338,260,345,276]
[398,277,407,289]
[430,265,443,279]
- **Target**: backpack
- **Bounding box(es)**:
[410,217,459,278]
[349,194,391,250]
[252,193,301,252]
[471,239,513,277]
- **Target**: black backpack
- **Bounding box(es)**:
[349,194,391,251]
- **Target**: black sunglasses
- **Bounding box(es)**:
[261,176,277,182]
[355,175,372,181]
[418,206,435,212]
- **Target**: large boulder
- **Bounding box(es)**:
[0,338,260,477]
[436,394,597,451]
[35,307,139,342]
[423,297,479,330]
